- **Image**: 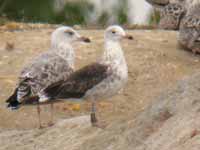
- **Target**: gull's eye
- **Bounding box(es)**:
[68,31,74,35]
[65,30,74,36]
[112,31,116,34]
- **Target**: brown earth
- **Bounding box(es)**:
[0,25,200,150]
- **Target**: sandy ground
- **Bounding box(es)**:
[0,26,200,149]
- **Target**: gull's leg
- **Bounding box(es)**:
[48,102,54,127]
[90,100,106,129]
[91,101,98,125]
[37,103,43,129]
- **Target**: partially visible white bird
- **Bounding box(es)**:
[29,25,133,128]
[6,26,91,128]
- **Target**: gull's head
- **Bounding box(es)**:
[105,25,133,42]
[51,26,91,46]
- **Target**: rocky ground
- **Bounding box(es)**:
[0,24,200,150]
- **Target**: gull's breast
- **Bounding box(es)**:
[84,58,128,100]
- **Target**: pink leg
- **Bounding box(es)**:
[48,102,54,127]
[37,103,43,129]
[90,101,106,129]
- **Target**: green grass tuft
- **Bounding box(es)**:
[116,0,128,24]
[97,12,109,26]
[55,1,93,25]
[1,0,55,23]
[149,9,160,25]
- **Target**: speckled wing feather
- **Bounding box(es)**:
[44,63,110,99]
[18,51,73,99]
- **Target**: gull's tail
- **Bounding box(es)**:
[6,88,21,110]
[6,81,31,109]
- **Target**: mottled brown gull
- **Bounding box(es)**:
[6,26,91,128]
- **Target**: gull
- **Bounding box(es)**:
[6,26,91,128]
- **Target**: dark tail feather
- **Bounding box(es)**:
[6,88,21,110]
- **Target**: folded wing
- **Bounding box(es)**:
[44,63,110,99]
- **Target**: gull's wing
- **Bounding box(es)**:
[43,63,110,99]
[20,52,73,93]
[6,51,73,108]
